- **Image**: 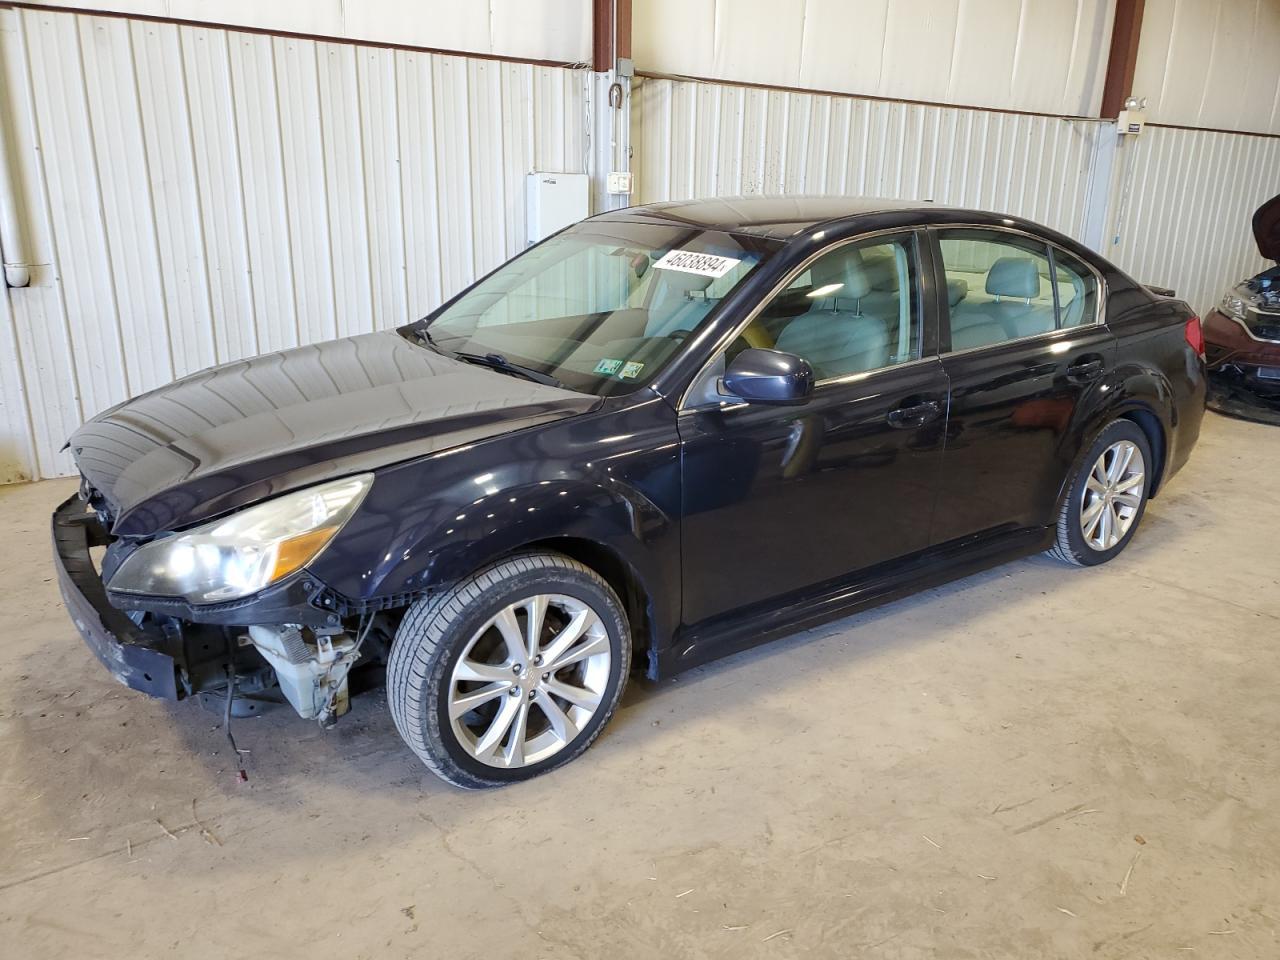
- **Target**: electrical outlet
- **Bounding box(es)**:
[607,171,633,195]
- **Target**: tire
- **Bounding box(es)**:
[1049,419,1153,566]
[387,551,631,788]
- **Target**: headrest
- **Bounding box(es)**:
[662,269,714,295]
[861,249,900,291]
[947,278,969,307]
[986,257,1040,300]
[809,249,872,300]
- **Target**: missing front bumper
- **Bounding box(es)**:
[51,494,183,700]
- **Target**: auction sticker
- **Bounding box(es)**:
[653,249,742,279]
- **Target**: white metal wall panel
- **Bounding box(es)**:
[78,16,176,392]
[0,14,78,480]
[0,263,33,484]
[22,0,594,64]
[634,74,1280,319]
[130,19,219,375]
[1133,0,1280,135]
[317,42,375,342]
[24,11,132,422]
[0,6,588,480]
[228,32,297,355]
[355,46,409,339]
[634,0,1116,117]
[275,35,339,349]
[633,76,1107,241]
[184,26,261,366]
[1105,126,1280,315]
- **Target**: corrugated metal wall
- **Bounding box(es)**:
[632,76,1109,242]
[633,75,1279,318]
[1105,125,1280,316]
[0,6,589,481]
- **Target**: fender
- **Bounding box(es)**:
[306,392,683,650]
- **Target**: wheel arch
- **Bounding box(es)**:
[1056,378,1172,511]
[515,536,661,679]
[1118,405,1167,498]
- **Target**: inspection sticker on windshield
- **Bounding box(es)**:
[619,361,645,379]
[653,249,741,279]
[594,358,623,375]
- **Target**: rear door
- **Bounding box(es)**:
[677,230,950,632]
[930,227,1116,544]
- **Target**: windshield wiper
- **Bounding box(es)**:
[410,325,441,350]
[453,351,565,388]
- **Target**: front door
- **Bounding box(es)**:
[677,231,950,633]
[930,227,1116,542]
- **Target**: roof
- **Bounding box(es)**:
[601,195,946,240]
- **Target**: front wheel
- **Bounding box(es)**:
[387,552,631,788]
[1049,420,1153,566]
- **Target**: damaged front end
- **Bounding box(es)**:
[1204,265,1280,424]
[243,622,369,723]
[53,491,391,726]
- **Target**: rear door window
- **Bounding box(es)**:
[938,229,1056,351]
[1050,247,1100,328]
[938,229,1101,350]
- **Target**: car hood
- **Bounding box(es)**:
[70,330,599,536]
[1256,192,1280,263]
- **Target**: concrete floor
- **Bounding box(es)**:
[1,411,1278,959]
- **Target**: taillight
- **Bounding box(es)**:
[1184,316,1205,359]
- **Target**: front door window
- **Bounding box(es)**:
[755,234,922,380]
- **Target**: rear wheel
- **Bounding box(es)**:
[387,552,630,788]
[1049,420,1153,566]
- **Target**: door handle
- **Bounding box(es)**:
[1066,357,1104,383]
[886,399,942,429]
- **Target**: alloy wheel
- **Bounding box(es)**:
[1079,440,1145,551]
[447,594,612,768]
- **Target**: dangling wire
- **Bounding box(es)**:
[224,643,249,783]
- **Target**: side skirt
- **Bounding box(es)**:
[656,525,1055,678]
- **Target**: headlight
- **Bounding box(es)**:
[1221,291,1248,321]
[108,474,373,604]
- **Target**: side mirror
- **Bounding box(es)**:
[721,348,814,406]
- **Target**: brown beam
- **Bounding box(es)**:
[592,0,631,71]
[592,0,613,72]
[1100,0,1146,118]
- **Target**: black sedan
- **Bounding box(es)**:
[53,196,1205,787]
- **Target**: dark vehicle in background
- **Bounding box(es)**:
[1203,193,1280,423]
[53,197,1206,788]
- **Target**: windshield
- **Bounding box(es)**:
[411,221,779,396]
